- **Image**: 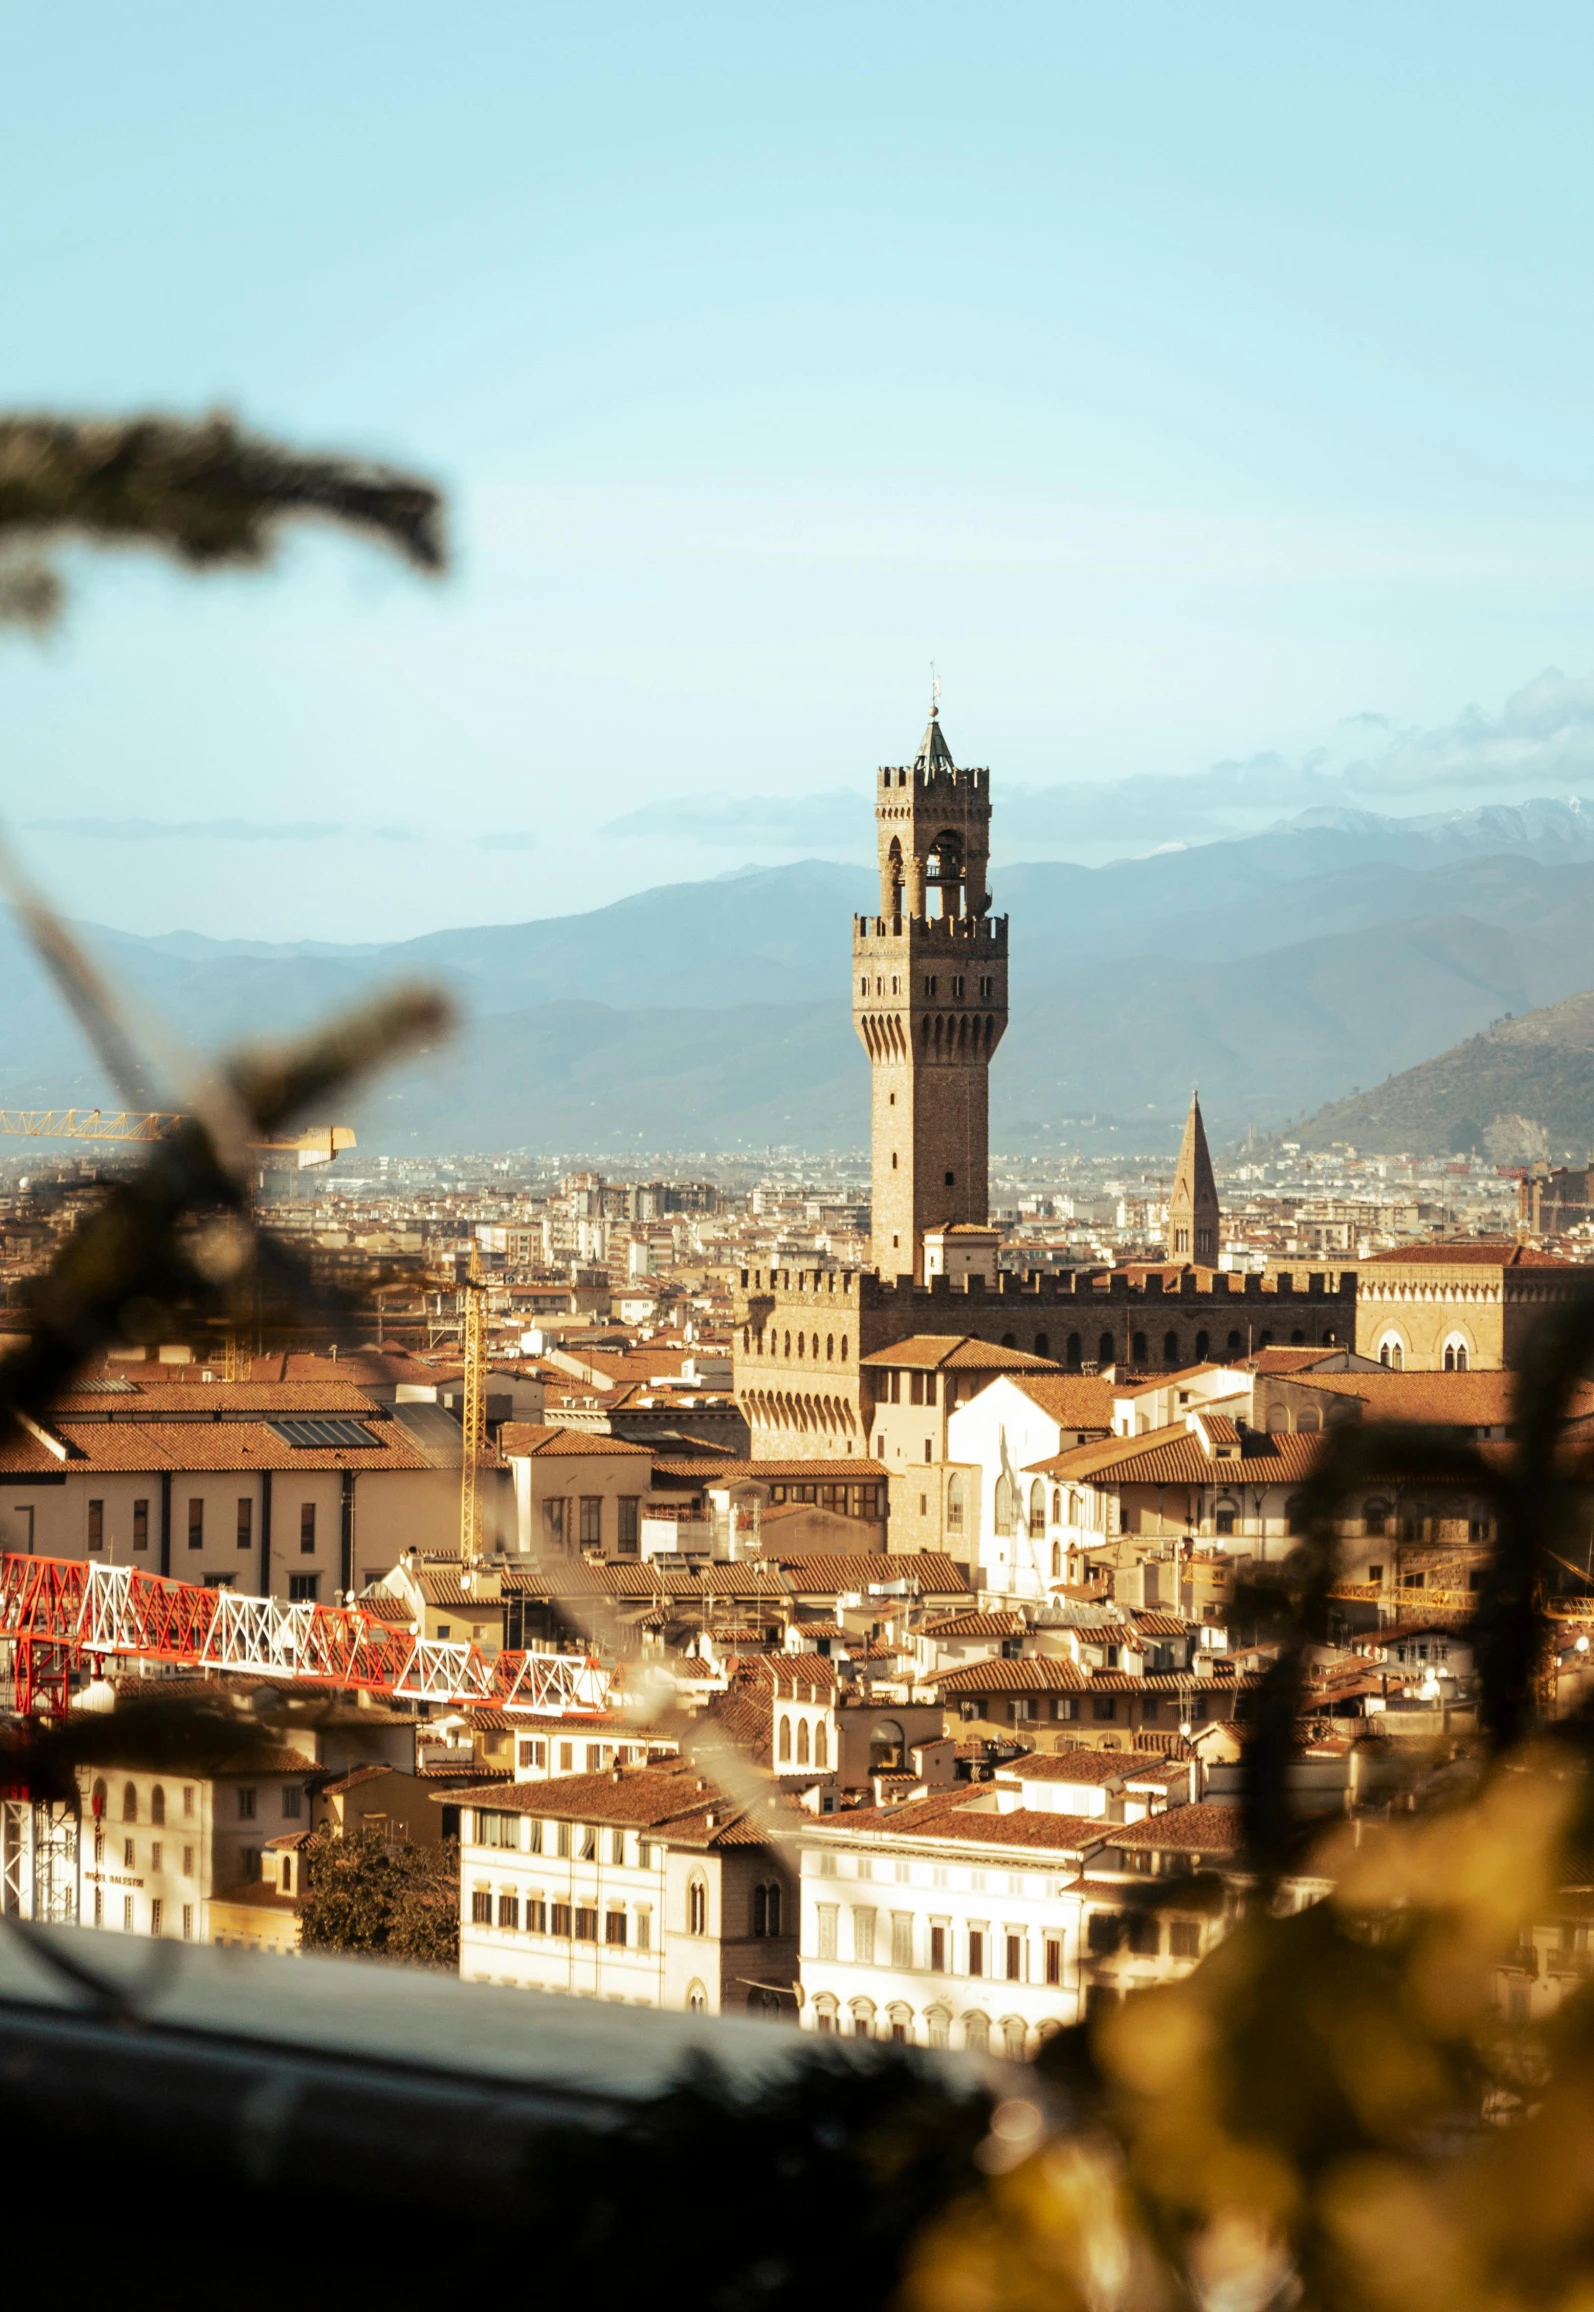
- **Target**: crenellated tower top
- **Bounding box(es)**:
[874,707,993,924]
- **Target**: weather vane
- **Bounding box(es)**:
[930,659,941,717]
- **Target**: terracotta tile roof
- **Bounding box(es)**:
[1129,1612,1197,1638]
[1361,1241,1575,1268]
[922,1610,1027,1639]
[862,1336,1060,1372]
[767,1550,970,1595]
[10,1420,431,1474]
[1287,1371,1547,1426]
[447,1758,777,1848]
[319,1763,397,1796]
[1243,1349,1347,1373]
[1000,1748,1169,1785]
[51,1382,385,1415]
[937,1658,1088,1693]
[816,1791,1109,1852]
[1027,1423,1324,1487]
[1107,1803,1242,1854]
[498,1424,654,1458]
[1000,1375,1118,1427]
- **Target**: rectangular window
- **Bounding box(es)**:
[579,1824,596,1861]
[151,1843,163,1872]
[1093,1698,1116,1721]
[574,1906,598,1942]
[288,1573,320,1603]
[183,1786,194,1819]
[968,1929,985,1977]
[237,1497,253,1551]
[299,1502,316,1554]
[518,1738,546,1771]
[617,1496,640,1553]
[471,1888,493,1924]
[579,1496,602,1548]
[636,1907,652,1953]
[852,1906,876,1964]
[1087,1912,1122,1955]
[133,1499,149,1552]
[817,1904,838,1959]
[605,1910,628,1946]
[93,1887,103,1927]
[551,1901,573,1938]
[930,1923,947,1972]
[282,1786,302,1820]
[124,1839,135,1870]
[910,1371,924,1406]
[148,1898,163,1938]
[187,1497,204,1550]
[1011,1698,1033,1723]
[1006,1933,1024,1982]
[123,1895,134,1931]
[87,1499,104,1552]
[1170,1920,1202,1960]
[611,1829,626,1865]
[556,1821,571,1858]
[497,1893,520,1929]
[1045,1936,1063,1986]
[237,1788,257,1821]
[182,1903,193,1941]
[1215,1509,1236,1536]
[543,1497,567,1553]
[526,1896,548,1934]
[182,1847,194,1877]
[1129,1914,1162,1956]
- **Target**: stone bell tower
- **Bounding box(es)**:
[852,703,1009,1278]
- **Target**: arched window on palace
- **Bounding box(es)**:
[797,1718,810,1766]
[1132,1331,1148,1364]
[1443,1335,1470,1372]
[870,1719,905,1772]
[1164,1331,1179,1366]
[1099,1333,1115,1367]
[122,1782,138,1823]
[947,1472,964,1532]
[778,1716,792,1762]
[1051,1541,1062,1579]
[688,1877,708,1936]
[1028,1479,1046,1536]
[1379,1335,1405,1371]
[814,1720,829,1768]
[150,1785,166,1827]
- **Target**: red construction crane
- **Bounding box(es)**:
[0,1553,614,1719]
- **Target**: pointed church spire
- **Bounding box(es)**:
[914,708,954,773]
[1167,1088,1220,1265]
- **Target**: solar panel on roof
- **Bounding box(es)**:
[268,1417,383,1450]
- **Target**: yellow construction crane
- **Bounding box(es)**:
[458,1245,488,1570]
[0,1111,356,1163]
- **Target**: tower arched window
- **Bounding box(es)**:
[783,1332,790,1358]
[840,1337,848,1361]
[1227,1330,1244,1359]
[1442,1334,1470,1372]
[1163,1331,1179,1366]
[946,1472,964,1533]
[1132,1332,1148,1365]
[686,1980,708,2012]
[815,1720,829,1768]
[1195,1330,1209,1361]
[1378,1334,1405,1371]
[796,1333,804,1358]
[122,1782,138,1824]
[1051,1541,1061,1579]
[778,1716,792,1762]
[869,1720,905,1772]
[797,1717,810,1766]
[1034,1333,1049,1360]
[1099,1333,1115,1367]
[688,1877,708,1936]
[151,1785,166,1827]
[1067,1332,1082,1370]
[826,1334,834,1361]
[1000,1332,1016,1349]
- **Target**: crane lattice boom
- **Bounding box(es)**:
[0,1553,613,1719]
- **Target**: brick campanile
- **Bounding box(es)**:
[852,705,1009,1279]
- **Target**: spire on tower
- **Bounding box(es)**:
[1167,1087,1220,1266]
[914,705,954,773]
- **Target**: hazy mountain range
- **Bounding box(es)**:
[11,795,1594,1158]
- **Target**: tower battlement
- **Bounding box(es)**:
[878,762,989,796]
[854,912,1008,948]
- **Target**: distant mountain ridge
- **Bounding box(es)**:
[10,795,1594,1154]
[1299,990,1594,1161]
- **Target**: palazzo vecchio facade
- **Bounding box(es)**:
[734,707,1357,1462]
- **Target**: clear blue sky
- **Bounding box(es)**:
[4,1,1594,939]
